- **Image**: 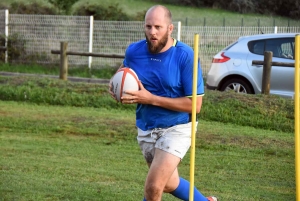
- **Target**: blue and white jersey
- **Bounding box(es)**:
[123,39,204,131]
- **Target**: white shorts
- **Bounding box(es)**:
[137,122,197,163]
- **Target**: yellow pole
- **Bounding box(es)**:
[295,34,300,201]
[189,33,199,201]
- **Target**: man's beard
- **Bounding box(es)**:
[145,32,169,54]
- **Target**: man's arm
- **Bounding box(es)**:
[122,81,203,114]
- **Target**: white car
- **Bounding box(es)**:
[206,33,297,98]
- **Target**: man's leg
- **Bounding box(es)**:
[169,177,209,201]
[143,154,210,201]
[144,148,180,201]
[163,166,208,201]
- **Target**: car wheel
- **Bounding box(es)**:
[220,78,253,94]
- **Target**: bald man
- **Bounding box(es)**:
[109,5,217,201]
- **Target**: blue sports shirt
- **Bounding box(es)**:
[123,39,204,131]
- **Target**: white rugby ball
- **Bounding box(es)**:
[111,67,139,102]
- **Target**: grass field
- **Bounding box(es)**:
[0,100,295,200]
[0,74,296,200]
[0,0,298,199]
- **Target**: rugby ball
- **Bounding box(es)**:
[111,67,139,102]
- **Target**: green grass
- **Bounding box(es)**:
[0,74,295,200]
[0,75,294,133]
[0,100,295,200]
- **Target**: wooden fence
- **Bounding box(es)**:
[52,43,296,94]
[51,42,124,80]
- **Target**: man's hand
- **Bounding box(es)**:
[121,81,153,104]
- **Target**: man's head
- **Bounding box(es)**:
[144,5,174,54]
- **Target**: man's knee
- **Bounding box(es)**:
[145,182,163,200]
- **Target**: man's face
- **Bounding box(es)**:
[144,10,172,54]
[145,28,169,54]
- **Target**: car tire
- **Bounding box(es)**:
[220,78,254,94]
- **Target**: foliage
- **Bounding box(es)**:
[154,0,300,19]
[0,76,134,110]
[132,9,147,21]
[0,1,58,14]
[150,0,203,6]
[0,34,50,64]
[48,0,78,14]
[72,3,130,21]
[202,90,294,132]
[228,0,256,14]
[0,75,294,133]
[0,33,26,63]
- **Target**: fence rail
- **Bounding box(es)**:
[51,42,124,80]
[252,60,295,67]
[51,50,124,58]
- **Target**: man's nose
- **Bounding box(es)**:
[148,27,156,35]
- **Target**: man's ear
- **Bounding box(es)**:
[168,24,174,33]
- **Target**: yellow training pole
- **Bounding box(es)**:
[189,33,199,201]
[295,34,300,201]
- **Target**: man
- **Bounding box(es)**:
[110,5,217,201]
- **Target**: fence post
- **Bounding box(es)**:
[177,21,181,41]
[60,42,68,81]
[5,9,9,63]
[261,51,273,95]
[88,15,94,69]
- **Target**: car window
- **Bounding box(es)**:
[248,37,294,59]
[265,38,294,59]
[281,40,294,59]
[248,40,265,55]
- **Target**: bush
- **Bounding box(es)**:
[132,10,147,21]
[228,0,255,14]
[151,0,300,19]
[49,0,79,14]
[150,0,203,6]
[0,75,294,133]
[276,0,300,19]
[3,1,58,15]
[72,3,130,21]
[0,33,26,63]
[290,8,300,19]
[254,0,277,15]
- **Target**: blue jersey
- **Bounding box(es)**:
[123,39,204,131]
